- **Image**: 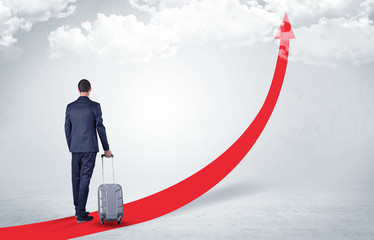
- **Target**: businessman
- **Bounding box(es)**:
[65,79,112,223]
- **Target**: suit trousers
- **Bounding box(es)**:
[71,152,97,217]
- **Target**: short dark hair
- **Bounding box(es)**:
[78,79,91,92]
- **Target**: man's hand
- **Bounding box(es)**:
[104,149,112,158]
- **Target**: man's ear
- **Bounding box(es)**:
[78,88,80,93]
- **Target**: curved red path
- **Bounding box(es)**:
[0,14,294,240]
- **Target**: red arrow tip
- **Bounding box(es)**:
[274,13,295,40]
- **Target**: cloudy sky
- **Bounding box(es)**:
[0,0,373,202]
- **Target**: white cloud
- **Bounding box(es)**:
[0,0,76,49]
[48,13,179,63]
[129,0,192,13]
[49,0,280,63]
[48,0,374,66]
[263,0,364,26]
[150,0,280,46]
[292,16,374,66]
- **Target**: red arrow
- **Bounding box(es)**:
[0,14,295,239]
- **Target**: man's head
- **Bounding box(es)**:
[78,79,91,96]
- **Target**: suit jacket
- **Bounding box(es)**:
[65,96,109,153]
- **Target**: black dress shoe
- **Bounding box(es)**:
[76,215,94,223]
[75,212,90,218]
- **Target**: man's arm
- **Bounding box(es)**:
[64,106,72,150]
[95,104,111,156]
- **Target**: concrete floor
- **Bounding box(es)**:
[1,180,373,239]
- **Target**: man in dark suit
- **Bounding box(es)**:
[65,79,113,223]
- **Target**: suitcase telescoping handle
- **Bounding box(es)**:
[101,154,115,184]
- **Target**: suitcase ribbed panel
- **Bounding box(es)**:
[98,184,123,221]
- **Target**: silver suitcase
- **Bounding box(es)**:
[98,154,124,224]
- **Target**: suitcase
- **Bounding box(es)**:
[98,154,124,224]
